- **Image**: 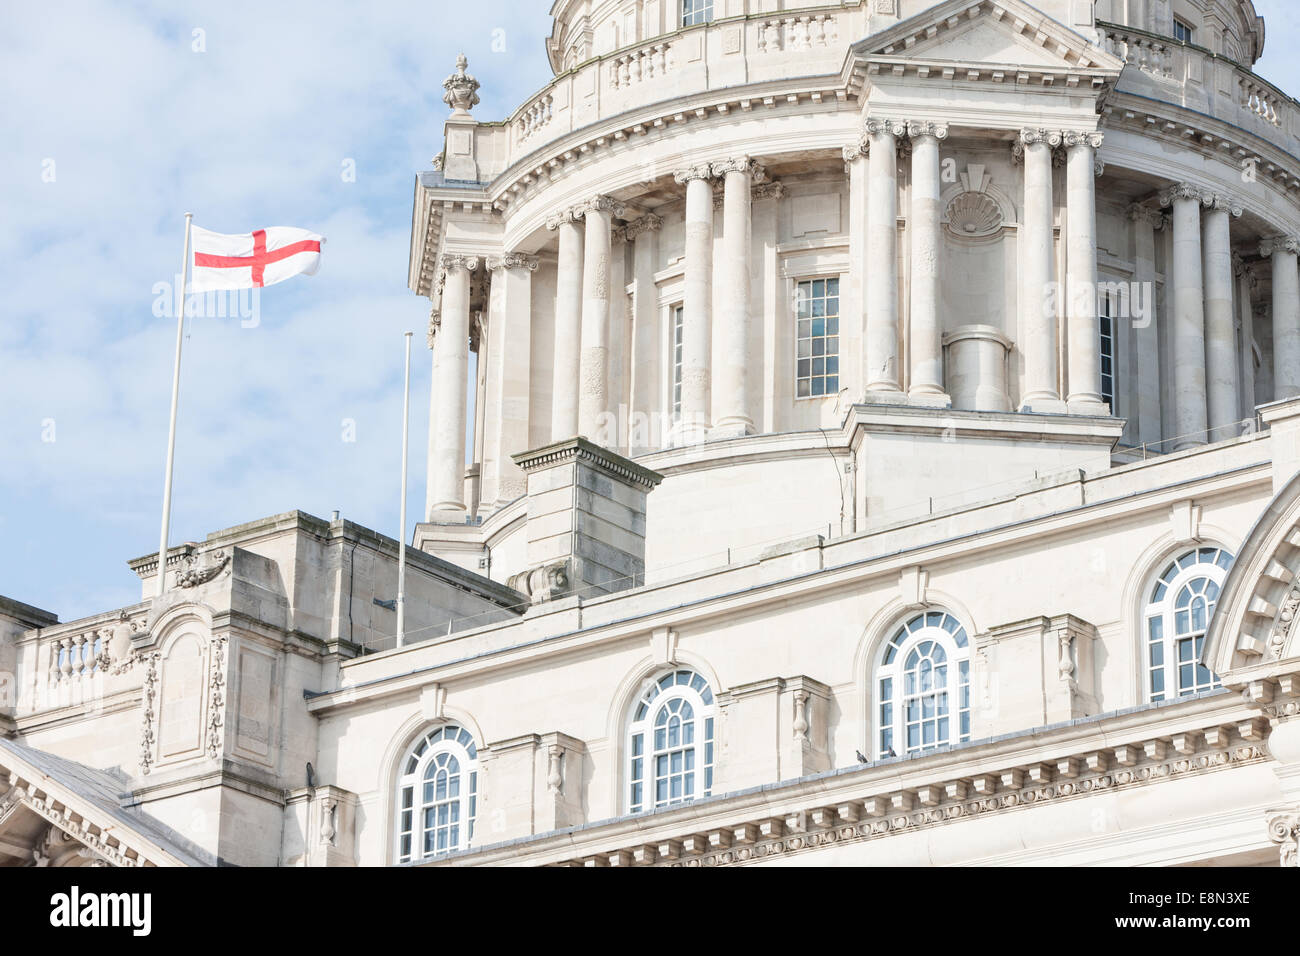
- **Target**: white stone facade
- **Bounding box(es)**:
[5,0,1300,868]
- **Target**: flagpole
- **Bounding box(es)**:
[156,213,193,598]
[396,331,413,647]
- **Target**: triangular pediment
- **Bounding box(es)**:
[854,0,1122,74]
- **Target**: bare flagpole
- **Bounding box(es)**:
[396,331,413,646]
[156,213,194,597]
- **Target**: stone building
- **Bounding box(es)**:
[5,0,1300,867]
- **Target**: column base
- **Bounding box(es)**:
[710,418,755,440]
[1018,397,1068,415]
[426,503,470,523]
[861,388,910,407]
[907,390,952,409]
[1066,399,1111,417]
[669,424,711,447]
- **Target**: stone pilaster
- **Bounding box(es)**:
[483,254,540,508]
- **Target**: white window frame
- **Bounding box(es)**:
[794,275,841,400]
[1173,18,1195,44]
[875,611,972,759]
[626,669,717,813]
[1099,285,1117,411]
[394,724,479,863]
[682,0,714,28]
[1144,547,1232,702]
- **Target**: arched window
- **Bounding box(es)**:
[627,669,716,813]
[395,724,478,863]
[1144,547,1233,701]
[875,610,971,759]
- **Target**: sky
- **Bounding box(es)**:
[2,1,1300,623]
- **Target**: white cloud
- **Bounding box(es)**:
[0,1,552,619]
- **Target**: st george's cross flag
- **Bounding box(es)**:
[189,224,324,291]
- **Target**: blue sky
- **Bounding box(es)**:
[2,1,1299,623]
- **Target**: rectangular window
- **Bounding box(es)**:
[671,305,684,421]
[1173,18,1195,44]
[1099,291,1115,410]
[682,0,714,27]
[795,277,840,398]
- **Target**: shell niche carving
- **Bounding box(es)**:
[945,191,1003,238]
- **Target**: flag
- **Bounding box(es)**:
[190,225,324,291]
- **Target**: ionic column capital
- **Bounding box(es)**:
[673,163,715,185]
[577,194,626,219]
[1202,193,1244,217]
[439,253,481,274]
[1260,236,1300,258]
[842,142,869,165]
[1158,182,1209,207]
[1061,130,1104,150]
[427,310,440,349]
[1019,127,1063,148]
[752,181,786,202]
[1127,203,1168,229]
[863,117,907,140]
[621,213,664,241]
[486,252,540,272]
[711,156,767,181]
[905,120,949,142]
[545,207,584,231]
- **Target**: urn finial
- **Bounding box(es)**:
[442,53,480,116]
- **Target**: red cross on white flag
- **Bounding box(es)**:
[190,225,324,291]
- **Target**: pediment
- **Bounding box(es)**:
[854,0,1122,74]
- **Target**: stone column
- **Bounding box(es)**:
[1127,205,1165,445]
[1160,183,1209,448]
[907,120,949,405]
[547,210,584,440]
[577,195,623,441]
[1236,256,1257,413]
[626,215,664,455]
[712,156,763,435]
[864,119,906,396]
[483,254,538,508]
[1018,128,1063,411]
[1202,195,1243,435]
[428,254,476,518]
[673,164,715,443]
[845,144,870,404]
[1063,131,1104,409]
[1262,237,1300,400]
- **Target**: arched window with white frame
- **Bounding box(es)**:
[874,610,972,759]
[395,724,478,863]
[626,669,717,813]
[1144,546,1234,701]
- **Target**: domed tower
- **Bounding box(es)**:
[410,0,1295,594]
